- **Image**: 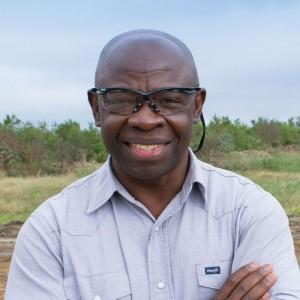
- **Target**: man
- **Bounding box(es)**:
[5,30,300,299]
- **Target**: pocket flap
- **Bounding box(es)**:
[63,275,80,299]
[197,260,231,290]
[94,272,131,298]
[64,272,131,300]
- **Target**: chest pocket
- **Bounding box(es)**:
[196,259,231,299]
[64,271,132,300]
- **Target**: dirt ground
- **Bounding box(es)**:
[0,219,299,299]
[0,222,22,300]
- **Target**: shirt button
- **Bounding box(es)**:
[157,281,165,289]
[94,296,101,300]
[154,226,159,232]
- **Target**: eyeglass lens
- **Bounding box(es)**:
[101,90,193,116]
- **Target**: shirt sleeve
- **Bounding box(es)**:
[5,212,67,300]
[233,191,300,299]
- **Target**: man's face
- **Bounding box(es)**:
[90,38,205,181]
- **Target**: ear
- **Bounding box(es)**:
[88,90,102,127]
[193,88,206,123]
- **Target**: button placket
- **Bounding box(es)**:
[148,222,169,299]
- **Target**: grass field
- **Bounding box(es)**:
[0,163,100,224]
[0,150,300,224]
[242,171,300,216]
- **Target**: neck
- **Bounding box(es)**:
[112,153,190,218]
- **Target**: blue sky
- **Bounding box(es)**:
[1,1,299,127]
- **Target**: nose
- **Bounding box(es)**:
[127,102,165,130]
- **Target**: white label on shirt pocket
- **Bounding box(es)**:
[196,259,232,290]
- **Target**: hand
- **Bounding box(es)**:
[214,263,277,300]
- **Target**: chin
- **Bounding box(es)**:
[123,159,179,181]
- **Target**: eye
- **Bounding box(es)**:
[155,92,186,105]
[105,91,137,104]
[159,97,182,104]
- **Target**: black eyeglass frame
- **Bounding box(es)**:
[88,86,204,116]
[87,86,206,153]
[88,86,203,98]
[88,86,203,116]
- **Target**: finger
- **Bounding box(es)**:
[243,273,277,300]
[260,292,271,300]
[228,264,275,300]
[214,262,260,300]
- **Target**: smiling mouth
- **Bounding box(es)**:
[132,144,162,151]
[126,143,169,158]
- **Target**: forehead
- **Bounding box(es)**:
[96,37,196,88]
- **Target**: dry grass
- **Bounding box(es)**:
[0,163,99,224]
[242,170,300,216]
[0,160,299,224]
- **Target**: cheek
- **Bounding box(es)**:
[101,114,128,147]
[166,113,194,145]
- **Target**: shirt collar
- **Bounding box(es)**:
[85,158,118,214]
[179,148,207,204]
[86,149,207,214]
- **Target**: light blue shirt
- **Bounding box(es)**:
[5,151,300,299]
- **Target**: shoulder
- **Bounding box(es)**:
[23,163,110,237]
[196,160,284,219]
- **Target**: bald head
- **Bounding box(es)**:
[95,30,199,88]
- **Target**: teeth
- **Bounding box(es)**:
[132,144,161,151]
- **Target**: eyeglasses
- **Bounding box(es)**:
[88,87,202,116]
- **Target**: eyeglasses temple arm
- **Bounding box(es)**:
[193,113,206,153]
